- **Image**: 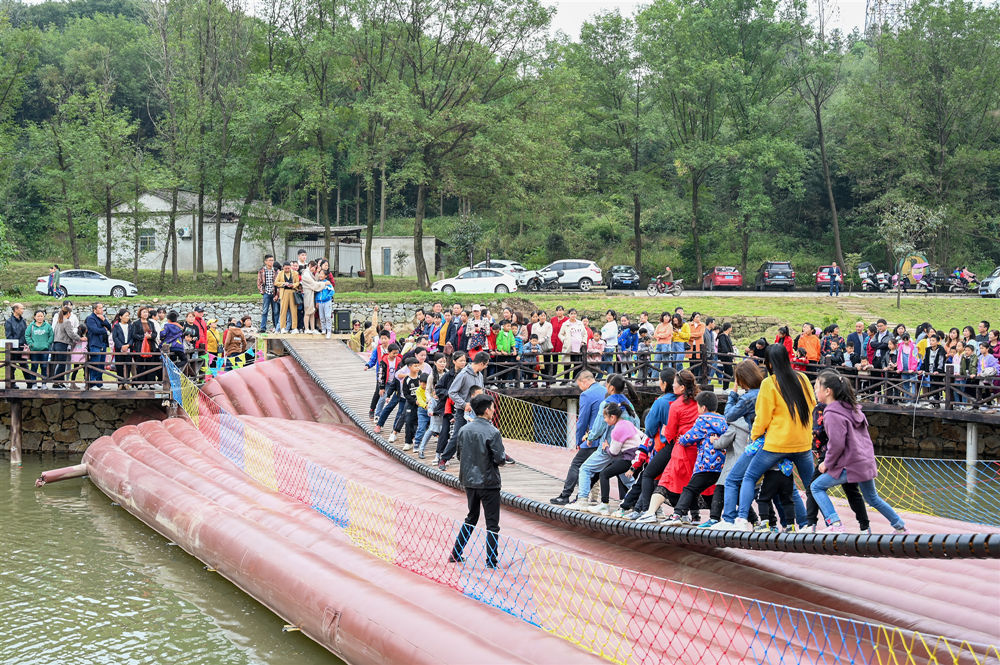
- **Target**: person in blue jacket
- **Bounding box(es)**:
[550,370,607,505]
[617,319,639,377]
[85,303,112,388]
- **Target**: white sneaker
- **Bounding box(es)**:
[708,521,736,530]
[564,500,589,511]
[290,330,299,335]
[326,332,331,339]
[280,329,287,334]
[635,512,658,524]
[733,518,752,531]
[388,431,397,443]
[587,503,610,516]
[402,444,411,451]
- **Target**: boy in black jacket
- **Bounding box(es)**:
[434,351,467,465]
[401,357,422,449]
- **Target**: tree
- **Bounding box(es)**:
[881,200,944,307]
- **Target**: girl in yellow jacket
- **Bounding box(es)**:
[714,343,816,532]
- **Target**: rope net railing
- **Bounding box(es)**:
[485,390,1000,527]
[163,357,999,665]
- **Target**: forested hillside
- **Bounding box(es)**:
[0,0,998,285]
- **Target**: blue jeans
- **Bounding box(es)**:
[260,293,279,331]
[421,413,442,454]
[901,372,918,402]
[317,300,332,333]
[602,349,616,376]
[671,341,686,370]
[738,449,814,525]
[415,406,430,448]
[577,448,634,499]
[811,470,905,529]
[87,344,105,385]
[721,452,753,523]
[829,280,840,296]
[655,343,671,371]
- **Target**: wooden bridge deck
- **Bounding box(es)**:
[282,338,577,505]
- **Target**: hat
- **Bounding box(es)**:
[194,306,205,312]
[472,304,481,311]
[207,318,218,325]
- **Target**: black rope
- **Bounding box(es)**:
[282,341,999,559]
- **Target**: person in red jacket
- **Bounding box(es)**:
[193,306,208,351]
[775,326,794,361]
[549,305,567,381]
[656,370,702,513]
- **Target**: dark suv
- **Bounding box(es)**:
[754,261,796,291]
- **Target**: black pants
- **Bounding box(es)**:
[50,342,71,385]
[436,413,454,459]
[557,446,598,500]
[757,470,795,528]
[369,384,381,414]
[451,487,501,567]
[404,400,418,444]
[804,469,870,530]
[673,471,720,516]
[443,410,470,462]
[631,444,673,512]
[598,459,633,503]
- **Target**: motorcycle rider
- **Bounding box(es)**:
[655,266,674,287]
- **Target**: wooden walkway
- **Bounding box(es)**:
[283,338,572,504]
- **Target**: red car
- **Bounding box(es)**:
[703,266,743,290]
[814,265,841,291]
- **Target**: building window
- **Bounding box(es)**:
[382,247,391,276]
[139,229,156,253]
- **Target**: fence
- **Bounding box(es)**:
[164,357,999,665]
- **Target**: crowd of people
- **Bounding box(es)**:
[3,300,256,389]
[257,250,336,336]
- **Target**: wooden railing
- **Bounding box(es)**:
[482,349,1000,413]
[1,342,204,394]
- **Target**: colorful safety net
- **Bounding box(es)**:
[165,359,999,665]
[488,390,1000,527]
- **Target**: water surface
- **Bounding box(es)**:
[1,456,339,665]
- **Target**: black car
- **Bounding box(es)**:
[754,261,796,291]
[608,265,641,289]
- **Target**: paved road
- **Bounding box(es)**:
[600,288,981,299]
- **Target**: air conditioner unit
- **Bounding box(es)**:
[177,227,192,239]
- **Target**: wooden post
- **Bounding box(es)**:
[943,365,953,411]
[966,422,978,498]
[10,399,22,466]
[566,398,577,449]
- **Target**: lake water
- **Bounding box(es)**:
[1,456,339,665]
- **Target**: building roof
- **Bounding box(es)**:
[150,189,314,226]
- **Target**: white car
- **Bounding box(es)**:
[432,268,518,294]
[458,260,530,283]
[524,259,603,291]
[36,269,139,298]
[980,266,1000,297]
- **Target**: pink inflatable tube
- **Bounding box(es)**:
[82,422,604,665]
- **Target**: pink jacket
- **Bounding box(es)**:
[896,342,920,372]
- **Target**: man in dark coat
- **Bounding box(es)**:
[448,393,506,568]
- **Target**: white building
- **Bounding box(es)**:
[96,190,444,277]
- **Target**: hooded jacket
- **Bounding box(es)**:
[821,400,878,483]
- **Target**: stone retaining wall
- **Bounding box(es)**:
[0,399,151,454]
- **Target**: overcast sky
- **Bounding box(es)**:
[547,0,869,38]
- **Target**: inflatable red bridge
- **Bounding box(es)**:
[40,354,1000,665]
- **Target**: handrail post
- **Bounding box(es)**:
[943,365,953,411]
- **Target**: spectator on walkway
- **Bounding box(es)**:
[85,304,112,389]
[442,350,489,470]
[4,304,28,380]
[276,262,300,333]
[300,260,324,335]
[448,393,506,569]
[111,309,133,387]
[26,309,54,388]
[129,305,160,387]
[257,254,279,332]
[51,306,81,388]
[434,351,467,466]
[550,371,606,506]
[670,313,689,371]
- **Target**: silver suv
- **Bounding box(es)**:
[530,259,603,291]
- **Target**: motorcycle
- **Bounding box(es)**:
[525,270,564,292]
[646,277,684,297]
[947,275,979,293]
[875,271,891,292]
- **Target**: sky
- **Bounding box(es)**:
[547,0,870,37]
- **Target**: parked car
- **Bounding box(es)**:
[431,268,518,294]
[607,265,641,289]
[702,266,743,290]
[813,265,840,291]
[458,260,532,286]
[754,261,796,291]
[35,269,138,298]
[523,259,603,292]
[980,266,1000,298]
